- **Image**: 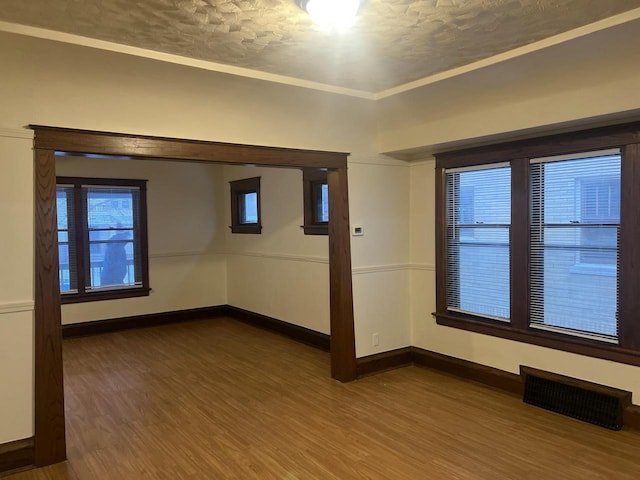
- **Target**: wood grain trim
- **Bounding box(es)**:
[226,306,330,351]
[619,143,640,350]
[510,159,530,330]
[33,148,66,467]
[0,438,34,474]
[62,306,229,338]
[31,126,348,169]
[356,347,413,377]
[435,121,640,168]
[434,166,447,315]
[435,313,640,367]
[411,347,523,395]
[623,404,640,430]
[328,167,357,381]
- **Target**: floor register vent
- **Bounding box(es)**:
[520,366,631,431]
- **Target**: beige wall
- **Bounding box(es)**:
[56,156,227,324]
[0,133,34,443]
[377,19,640,155]
[224,165,331,334]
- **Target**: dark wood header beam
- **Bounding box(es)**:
[30,126,348,169]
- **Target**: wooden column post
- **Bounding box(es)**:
[33,147,66,466]
[327,167,357,382]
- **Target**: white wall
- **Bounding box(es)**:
[222,159,413,353]
[0,31,411,444]
[56,155,227,324]
[224,165,331,334]
[377,19,640,155]
[348,159,411,357]
[0,133,35,443]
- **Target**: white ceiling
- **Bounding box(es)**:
[1,0,639,94]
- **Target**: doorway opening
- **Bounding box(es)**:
[32,126,356,466]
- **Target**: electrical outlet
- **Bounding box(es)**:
[372,333,379,346]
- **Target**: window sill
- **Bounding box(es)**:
[230,224,262,234]
[301,224,328,235]
[433,311,640,367]
[61,287,151,304]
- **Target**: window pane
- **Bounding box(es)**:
[86,188,135,229]
[58,244,73,293]
[315,183,329,223]
[56,189,68,230]
[240,192,258,224]
[84,187,140,291]
[530,152,620,341]
[446,165,511,321]
[56,186,76,293]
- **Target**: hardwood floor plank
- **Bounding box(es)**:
[6,317,640,479]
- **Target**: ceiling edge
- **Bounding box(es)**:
[374,6,640,100]
[0,20,375,100]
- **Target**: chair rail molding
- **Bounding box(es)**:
[0,301,35,315]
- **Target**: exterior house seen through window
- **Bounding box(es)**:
[56,177,149,303]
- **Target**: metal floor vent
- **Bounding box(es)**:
[521,367,631,431]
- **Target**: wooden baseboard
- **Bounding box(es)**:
[61,304,330,351]
[0,438,34,475]
[62,306,229,338]
[226,306,330,352]
[356,347,413,377]
[411,347,523,395]
[623,404,640,430]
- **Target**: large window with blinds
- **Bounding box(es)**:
[56,177,150,303]
[435,122,640,366]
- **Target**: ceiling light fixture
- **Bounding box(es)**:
[296,0,363,33]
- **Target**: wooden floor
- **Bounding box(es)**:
[6,317,640,479]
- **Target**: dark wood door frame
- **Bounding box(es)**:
[31,126,357,467]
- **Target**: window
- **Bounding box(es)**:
[446,164,511,321]
[530,151,620,342]
[56,177,149,303]
[230,177,262,234]
[302,169,328,235]
[435,121,640,366]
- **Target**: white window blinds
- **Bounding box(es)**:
[446,163,511,321]
[529,150,620,343]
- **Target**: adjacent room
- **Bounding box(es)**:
[1,1,640,478]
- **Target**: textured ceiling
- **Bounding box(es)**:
[0,0,639,92]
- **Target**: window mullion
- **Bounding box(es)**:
[618,143,640,349]
[73,182,87,295]
[510,158,529,330]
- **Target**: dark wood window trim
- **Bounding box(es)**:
[434,121,640,367]
[56,176,150,303]
[302,168,328,235]
[229,176,262,234]
[31,125,355,468]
